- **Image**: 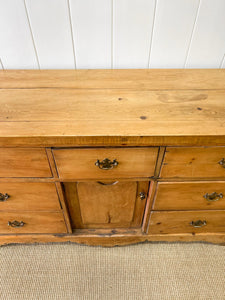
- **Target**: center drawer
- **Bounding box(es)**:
[53,147,158,179]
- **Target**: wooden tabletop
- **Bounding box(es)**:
[0,69,225,147]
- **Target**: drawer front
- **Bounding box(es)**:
[148,211,225,234]
[0,183,61,211]
[161,147,225,178]
[53,147,158,179]
[153,182,225,210]
[0,148,52,178]
[0,212,67,234]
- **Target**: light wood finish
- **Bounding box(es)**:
[1,87,225,146]
[154,147,166,177]
[2,136,225,148]
[0,182,61,211]
[132,181,150,228]
[0,70,225,147]
[78,181,137,227]
[63,182,82,229]
[0,70,224,89]
[3,89,225,123]
[53,148,158,179]
[0,212,67,234]
[0,232,224,247]
[46,148,59,178]
[55,182,72,234]
[63,181,149,230]
[0,148,52,178]
[148,211,225,234]
[0,70,224,246]
[161,147,225,178]
[153,181,225,211]
[142,181,157,233]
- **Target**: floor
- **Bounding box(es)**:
[0,242,225,300]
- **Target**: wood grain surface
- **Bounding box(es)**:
[153,181,225,210]
[161,147,225,178]
[148,211,225,234]
[0,182,61,211]
[0,69,224,89]
[53,147,158,179]
[0,70,225,246]
[0,212,67,234]
[63,181,149,229]
[0,70,225,147]
[0,148,52,177]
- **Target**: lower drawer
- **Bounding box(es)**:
[148,211,225,234]
[0,212,67,234]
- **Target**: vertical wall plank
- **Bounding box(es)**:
[25,0,75,69]
[0,0,38,69]
[69,0,111,69]
[221,56,225,69]
[149,0,199,68]
[185,0,225,68]
[113,0,155,69]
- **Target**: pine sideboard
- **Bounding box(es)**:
[0,69,225,246]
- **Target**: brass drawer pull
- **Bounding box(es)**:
[0,193,9,202]
[139,192,146,200]
[95,158,118,170]
[203,192,223,202]
[218,158,225,168]
[97,181,119,186]
[190,220,207,228]
[8,220,25,228]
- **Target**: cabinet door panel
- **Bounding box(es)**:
[78,181,137,225]
[63,181,149,229]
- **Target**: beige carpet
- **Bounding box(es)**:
[0,242,225,300]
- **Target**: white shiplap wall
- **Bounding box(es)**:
[0,0,224,69]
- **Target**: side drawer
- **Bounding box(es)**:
[0,212,67,234]
[148,211,225,234]
[0,148,52,178]
[160,147,225,178]
[53,147,158,179]
[153,181,225,210]
[0,183,61,211]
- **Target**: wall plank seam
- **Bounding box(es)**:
[148,0,157,68]
[183,0,201,68]
[67,0,77,69]
[24,0,40,69]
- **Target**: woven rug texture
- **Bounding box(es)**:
[0,242,225,300]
